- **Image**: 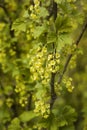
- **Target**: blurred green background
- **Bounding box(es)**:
[65,30,87,130]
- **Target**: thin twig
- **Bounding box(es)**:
[58,18,87,84]
[0,4,11,23]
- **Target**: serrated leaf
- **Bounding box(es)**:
[56,34,72,51]
[39,7,49,18]
[23,10,29,18]
[55,14,73,33]
[62,105,77,124]
[12,19,26,32]
[19,111,37,122]
[33,25,46,38]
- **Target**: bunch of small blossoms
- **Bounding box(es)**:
[29,0,40,20]
[69,55,77,69]
[41,52,60,85]
[26,0,41,40]
[46,52,60,73]
[29,45,61,85]
[54,82,63,95]
[29,46,48,82]
[63,77,74,92]
[34,100,50,118]
[14,76,28,107]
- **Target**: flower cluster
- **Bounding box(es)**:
[30,0,40,20]
[54,82,63,95]
[26,0,40,40]
[15,76,28,107]
[47,53,60,73]
[69,55,77,69]
[29,45,61,86]
[63,77,74,92]
[29,46,48,84]
[34,100,50,118]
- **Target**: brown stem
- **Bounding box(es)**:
[50,1,57,110]
[58,18,87,84]
[27,93,32,111]
[50,73,57,110]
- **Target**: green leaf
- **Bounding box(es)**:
[55,14,73,33]
[19,111,37,122]
[12,19,26,33]
[0,107,10,122]
[62,105,77,124]
[11,118,20,125]
[8,118,21,130]
[39,7,49,18]
[47,32,57,44]
[33,25,46,38]
[56,34,72,51]
[23,10,29,18]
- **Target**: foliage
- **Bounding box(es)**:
[0,0,87,130]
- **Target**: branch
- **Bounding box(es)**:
[58,18,87,84]
[50,73,57,110]
[0,3,15,37]
[0,4,11,23]
[50,1,57,110]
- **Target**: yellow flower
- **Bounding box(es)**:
[68,86,74,92]
[31,13,37,19]
[50,60,56,66]
[43,114,49,119]
[34,0,40,5]
[56,53,60,58]
[30,5,34,11]
[48,54,53,61]
[30,66,35,73]
[56,59,60,64]
[33,72,39,80]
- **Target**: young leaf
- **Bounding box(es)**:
[33,25,46,38]
[56,34,72,51]
[19,111,37,122]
